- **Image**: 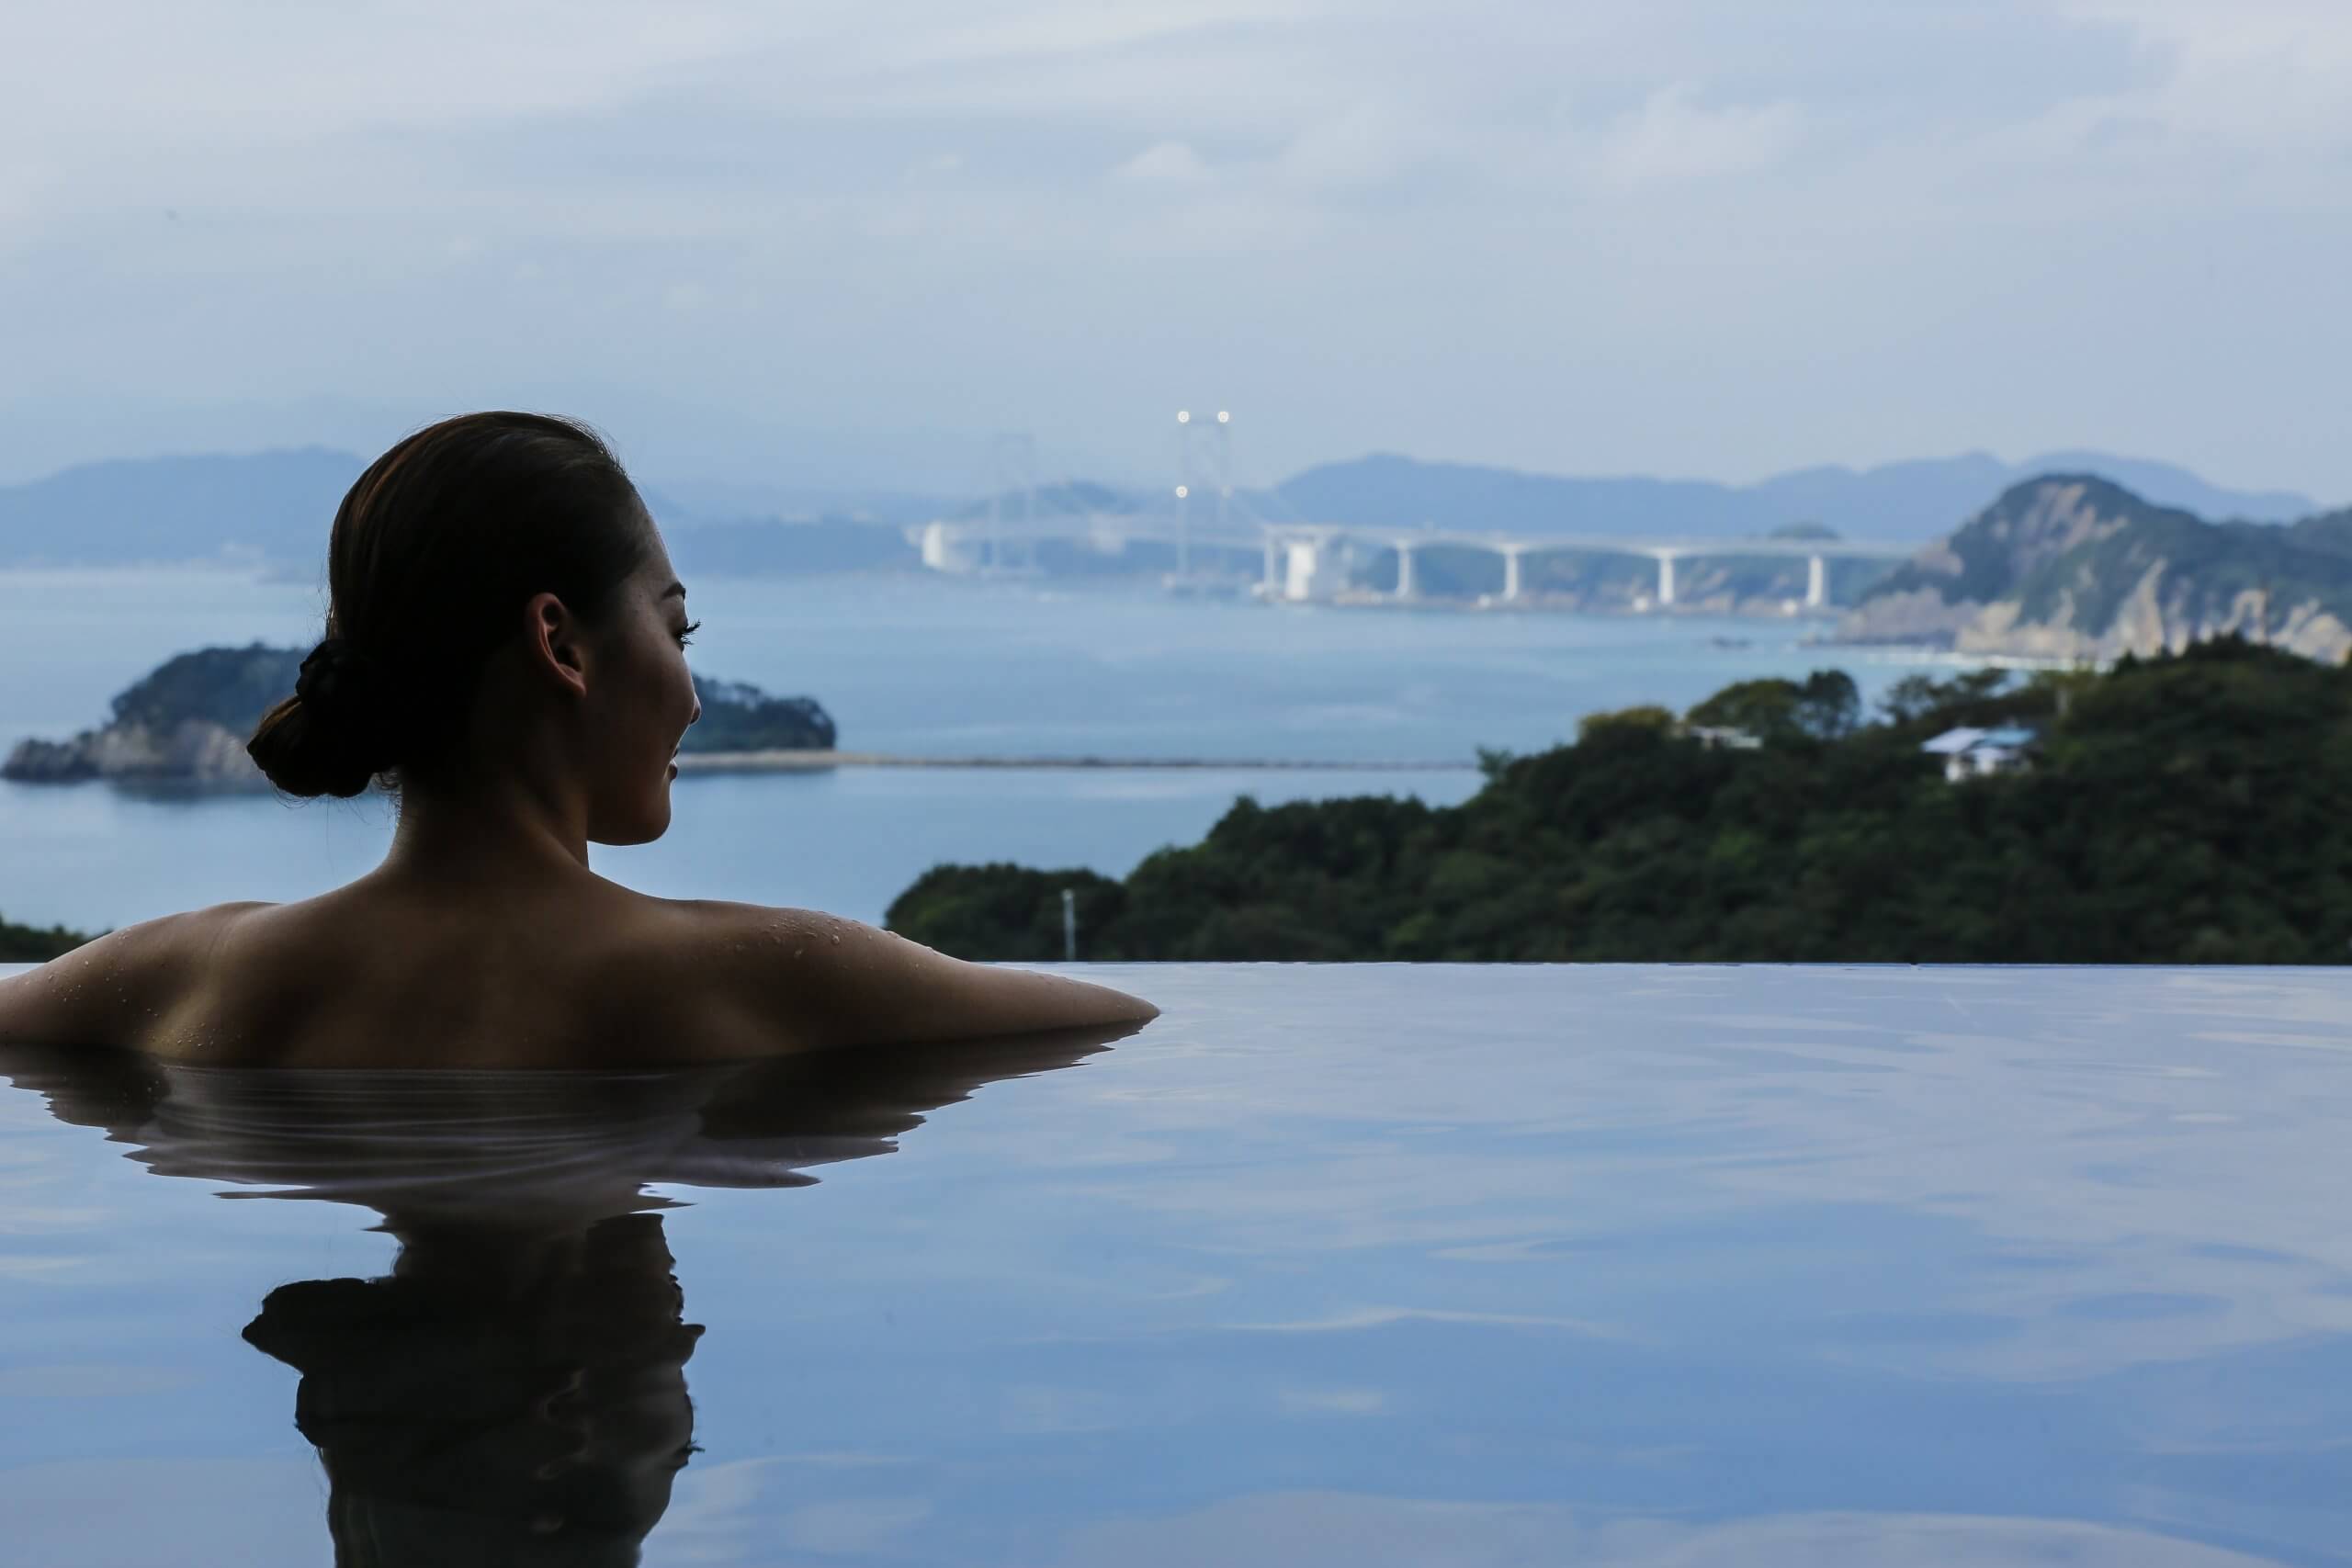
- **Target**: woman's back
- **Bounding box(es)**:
[6,873,1150,1066]
[151,878,720,1067]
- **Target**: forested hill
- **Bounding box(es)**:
[886,638,2352,964]
[1842,475,2352,662]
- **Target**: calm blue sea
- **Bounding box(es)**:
[8,964,2352,1565]
[0,570,1962,931]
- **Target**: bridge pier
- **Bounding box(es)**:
[920,521,979,574]
[1805,553,1826,610]
[1395,543,1418,601]
[1654,551,1678,606]
[1283,536,1331,601]
[1501,545,1525,603]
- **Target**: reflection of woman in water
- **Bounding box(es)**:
[0,412,1155,1065]
[245,1213,702,1567]
[1,1025,1123,1566]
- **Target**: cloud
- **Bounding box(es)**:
[4,1,2351,495]
[2047,0,2352,154]
[1115,140,1214,183]
[1277,105,1432,187]
[1590,85,1804,186]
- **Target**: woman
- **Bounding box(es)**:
[0,412,1157,1065]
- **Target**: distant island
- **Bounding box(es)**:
[3,645,837,786]
[884,637,2352,964]
[1841,476,2352,662]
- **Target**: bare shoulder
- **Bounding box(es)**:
[653,897,1159,1052]
[0,902,273,1050]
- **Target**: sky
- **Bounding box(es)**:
[3,0,2348,500]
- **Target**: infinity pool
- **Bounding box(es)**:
[3,964,2349,1565]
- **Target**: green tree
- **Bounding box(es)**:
[1,911,96,962]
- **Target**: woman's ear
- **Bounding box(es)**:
[526,591,590,700]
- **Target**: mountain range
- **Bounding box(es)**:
[1264,451,2318,541]
[0,446,2324,569]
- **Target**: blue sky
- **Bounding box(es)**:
[3,1,2347,500]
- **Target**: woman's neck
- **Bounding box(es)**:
[377,764,595,888]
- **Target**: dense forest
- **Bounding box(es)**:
[0,913,90,964]
[887,637,2352,964]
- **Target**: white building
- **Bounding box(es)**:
[1921,726,2037,783]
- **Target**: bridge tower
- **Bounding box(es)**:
[1214,410,1233,539]
[1173,411,1193,577]
[989,433,1036,574]
[1805,553,1827,610]
[1651,550,1679,607]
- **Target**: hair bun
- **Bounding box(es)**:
[247,637,400,798]
[294,638,382,717]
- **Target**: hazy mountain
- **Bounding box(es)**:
[644,477,950,527]
[0,449,364,567]
[1271,452,2319,543]
[1842,476,2352,661]
[2011,452,2315,525]
[0,450,926,570]
[0,444,2323,568]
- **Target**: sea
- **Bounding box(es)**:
[0,569,1966,934]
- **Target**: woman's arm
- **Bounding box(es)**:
[0,907,252,1049]
[698,904,1157,1051]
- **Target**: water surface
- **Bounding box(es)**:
[3,964,2347,1565]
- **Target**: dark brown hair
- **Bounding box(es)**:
[247,412,650,798]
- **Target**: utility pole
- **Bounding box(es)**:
[1215,410,1232,539]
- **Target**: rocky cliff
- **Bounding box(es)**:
[1839,477,2352,663]
[5,645,300,784]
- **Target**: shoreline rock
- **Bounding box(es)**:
[5,719,264,784]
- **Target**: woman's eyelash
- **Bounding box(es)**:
[677,619,702,646]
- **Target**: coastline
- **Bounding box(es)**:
[1796,637,2107,673]
[674,750,1476,773]
[4,748,1478,789]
